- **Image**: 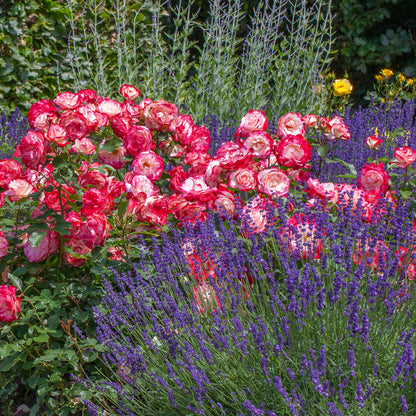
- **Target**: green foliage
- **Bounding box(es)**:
[0,0,71,114]
[331,0,416,102]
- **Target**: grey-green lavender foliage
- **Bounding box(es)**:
[63,0,334,123]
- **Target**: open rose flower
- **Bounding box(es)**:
[123,125,155,157]
[0,285,21,323]
[236,110,268,138]
[257,168,290,198]
[71,138,96,155]
[17,130,46,170]
[97,98,123,118]
[79,213,111,249]
[242,195,274,233]
[275,135,312,168]
[46,124,69,147]
[138,195,169,226]
[27,99,58,131]
[53,91,81,109]
[228,168,257,191]
[391,146,416,168]
[0,159,23,188]
[277,112,305,139]
[6,179,34,201]
[98,145,127,169]
[358,163,390,194]
[366,135,383,150]
[243,131,274,159]
[132,150,164,181]
[180,175,217,202]
[24,230,59,263]
[144,99,178,131]
[59,110,90,141]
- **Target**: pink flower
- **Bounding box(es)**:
[214,141,253,171]
[303,114,318,128]
[257,168,290,198]
[120,84,141,100]
[204,160,224,186]
[243,131,274,159]
[213,185,237,218]
[324,116,350,141]
[0,285,21,323]
[97,98,123,118]
[188,126,211,153]
[59,111,90,141]
[366,135,383,150]
[46,124,69,146]
[78,89,98,103]
[168,195,208,224]
[144,99,179,131]
[277,112,305,138]
[358,163,390,193]
[53,91,81,109]
[193,282,221,314]
[138,195,169,226]
[242,195,273,233]
[98,145,127,169]
[132,150,164,181]
[275,135,312,168]
[392,146,416,168]
[180,175,217,202]
[125,174,159,200]
[123,125,155,157]
[0,159,23,187]
[79,213,111,249]
[6,179,34,201]
[170,114,194,146]
[24,230,59,263]
[237,110,268,137]
[17,130,46,170]
[111,116,131,139]
[228,168,257,191]
[27,99,58,131]
[0,231,8,258]
[71,138,96,155]
[305,178,338,204]
[81,188,113,216]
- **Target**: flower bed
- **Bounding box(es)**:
[0,87,415,415]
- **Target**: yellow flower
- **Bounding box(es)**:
[397,73,406,82]
[375,74,385,82]
[380,68,394,77]
[332,79,353,96]
[407,78,414,86]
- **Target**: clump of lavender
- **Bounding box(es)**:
[82,193,416,415]
[0,108,29,158]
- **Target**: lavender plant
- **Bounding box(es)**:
[0,108,29,159]
[80,195,416,415]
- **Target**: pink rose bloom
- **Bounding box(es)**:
[144,99,179,131]
[0,159,23,187]
[132,150,164,181]
[24,230,59,263]
[303,114,318,128]
[366,135,383,150]
[213,186,237,218]
[123,125,155,157]
[6,179,34,201]
[243,131,274,159]
[98,145,127,169]
[325,116,351,141]
[277,112,305,139]
[78,169,108,190]
[168,195,208,224]
[71,138,96,155]
[180,175,217,202]
[120,84,141,100]
[79,213,111,249]
[186,152,212,177]
[214,141,253,171]
[204,160,224,186]
[27,99,58,131]
[392,146,416,168]
[78,106,100,129]
[170,114,194,146]
[242,195,273,233]
[59,110,90,141]
[159,137,186,158]
[81,188,113,216]
[0,231,8,258]
[358,163,390,194]
[126,174,159,200]
[0,285,21,323]
[275,135,312,168]
[189,126,211,154]
[306,178,338,204]
[46,124,69,147]
[237,110,268,137]
[193,282,221,314]
[78,89,98,103]
[228,168,257,191]
[17,130,46,170]
[257,168,290,198]
[53,91,81,109]
[138,195,169,226]
[111,116,132,139]
[97,98,123,118]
